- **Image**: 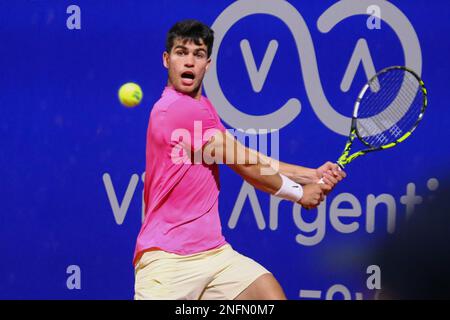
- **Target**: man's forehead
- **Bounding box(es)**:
[173,37,206,49]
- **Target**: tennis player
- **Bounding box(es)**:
[133,19,346,300]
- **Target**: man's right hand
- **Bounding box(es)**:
[298,183,331,209]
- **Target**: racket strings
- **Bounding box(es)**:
[362,88,420,146]
[359,73,405,133]
[358,72,406,140]
[372,80,419,134]
[363,71,415,121]
[356,68,424,148]
[364,71,412,121]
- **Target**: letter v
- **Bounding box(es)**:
[240,39,278,93]
[103,173,139,225]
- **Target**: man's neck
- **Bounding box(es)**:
[167,82,202,100]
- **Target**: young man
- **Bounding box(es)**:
[134,20,346,300]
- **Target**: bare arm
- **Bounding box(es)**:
[202,131,321,185]
[225,136,346,187]
[254,152,318,185]
[197,130,330,208]
[203,130,283,194]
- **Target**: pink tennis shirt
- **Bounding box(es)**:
[133,86,228,266]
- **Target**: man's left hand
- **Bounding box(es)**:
[316,161,346,192]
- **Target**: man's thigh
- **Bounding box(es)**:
[234,273,287,300]
[134,246,236,300]
[200,246,272,300]
[134,250,210,300]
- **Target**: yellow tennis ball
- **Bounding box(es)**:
[118,82,143,107]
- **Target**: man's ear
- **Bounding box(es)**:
[162,51,169,69]
[205,57,212,72]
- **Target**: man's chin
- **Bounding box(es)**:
[174,83,199,96]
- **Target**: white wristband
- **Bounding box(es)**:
[274,174,303,202]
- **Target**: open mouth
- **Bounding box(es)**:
[181,71,195,80]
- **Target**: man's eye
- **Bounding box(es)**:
[176,51,185,56]
[196,53,205,58]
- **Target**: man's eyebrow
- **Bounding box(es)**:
[173,45,207,52]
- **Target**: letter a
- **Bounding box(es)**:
[66,5,81,30]
[366,265,381,290]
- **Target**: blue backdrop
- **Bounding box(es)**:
[1,0,449,299]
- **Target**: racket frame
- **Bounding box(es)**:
[336,66,428,169]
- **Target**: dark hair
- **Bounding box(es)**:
[165,19,214,58]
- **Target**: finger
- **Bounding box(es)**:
[330,168,340,176]
[333,166,347,178]
[320,162,333,172]
[330,163,340,170]
[332,170,345,182]
[320,177,332,190]
[319,183,332,193]
[321,185,331,195]
[324,173,338,185]
[326,161,335,169]
[325,163,340,173]
[326,171,336,182]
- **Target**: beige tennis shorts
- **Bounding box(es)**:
[134,244,271,300]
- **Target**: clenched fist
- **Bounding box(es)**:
[298,183,331,209]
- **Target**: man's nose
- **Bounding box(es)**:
[184,54,195,67]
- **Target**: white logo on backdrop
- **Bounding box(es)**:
[203,0,422,135]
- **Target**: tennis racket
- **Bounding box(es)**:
[321,66,428,180]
